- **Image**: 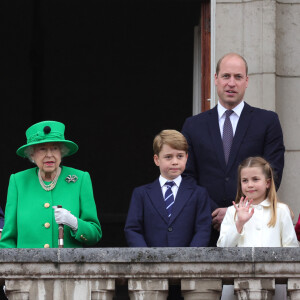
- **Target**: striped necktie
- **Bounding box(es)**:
[164,181,175,218]
[223,110,234,164]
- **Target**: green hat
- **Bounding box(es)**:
[17,121,79,158]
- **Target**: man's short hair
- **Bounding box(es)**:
[216,53,248,76]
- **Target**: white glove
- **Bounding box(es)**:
[52,206,78,231]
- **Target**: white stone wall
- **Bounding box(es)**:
[215,0,276,111]
[215,0,300,218]
[276,0,300,219]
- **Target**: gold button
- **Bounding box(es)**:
[80,235,87,241]
[44,203,50,208]
[44,244,50,248]
[44,222,50,228]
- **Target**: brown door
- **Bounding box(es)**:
[201,0,211,112]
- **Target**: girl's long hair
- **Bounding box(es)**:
[235,156,278,227]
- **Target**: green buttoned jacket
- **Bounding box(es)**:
[0,166,102,248]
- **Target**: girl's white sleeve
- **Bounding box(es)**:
[217,206,242,247]
[280,204,299,247]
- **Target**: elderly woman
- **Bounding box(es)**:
[0,121,102,248]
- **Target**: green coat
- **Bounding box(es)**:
[0,166,102,248]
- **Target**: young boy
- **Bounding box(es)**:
[124,129,211,247]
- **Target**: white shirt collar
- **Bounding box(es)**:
[217,101,245,120]
[159,175,182,187]
[252,198,271,207]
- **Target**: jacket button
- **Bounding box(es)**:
[44,244,50,248]
[44,203,50,208]
[80,235,88,241]
[225,177,229,182]
[168,227,173,232]
[44,222,50,228]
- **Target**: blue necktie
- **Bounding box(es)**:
[164,181,175,218]
[223,110,234,164]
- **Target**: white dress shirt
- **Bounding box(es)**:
[218,101,244,137]
[217,199,299,247]
[159,175,182,200]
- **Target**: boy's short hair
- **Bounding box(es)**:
[153,129,188,155]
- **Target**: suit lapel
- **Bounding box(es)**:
[146,179,169,224]
[227,103,254,171]
[208,106,227,170]
[169,178,194,225]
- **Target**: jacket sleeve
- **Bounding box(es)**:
[182,117,218,212]
[182,117,199,183]
[0,175,18,248]
[263,112,285,190]
[280,205,299,247]
[71,172,102,245]
[217,206,241,247]
[124,188,148,247]
[189,188,212,247]
[295,213,300,241]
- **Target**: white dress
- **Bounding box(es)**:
[217,199,299,247]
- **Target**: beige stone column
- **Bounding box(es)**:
[91,279,115,300]
[215,0,277,111]
[128,279,168,300]
[276,0,300,217]
[181,279,222,300]
[5,280,31,300]
[234,279,275,300]
[287,279,300,300]
[5,278,115,300]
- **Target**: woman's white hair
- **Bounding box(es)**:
[24,143,70,163]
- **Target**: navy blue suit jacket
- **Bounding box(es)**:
[124,177,211,247]
[182,102,285,211]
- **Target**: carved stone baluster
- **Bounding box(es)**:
[5,280,31,300]
[91,279,115,300]
[128,279,168,300]
[287,279,300,300]
[234,279,275,300]
[181,279,222,300]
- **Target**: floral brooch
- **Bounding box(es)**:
[65,175,78,183]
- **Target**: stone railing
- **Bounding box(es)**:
[0,248,299,300]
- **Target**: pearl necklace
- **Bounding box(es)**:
[38,167,61,191]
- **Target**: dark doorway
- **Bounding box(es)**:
[0,0,202,247]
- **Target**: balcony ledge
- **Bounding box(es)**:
[0,247,299,280]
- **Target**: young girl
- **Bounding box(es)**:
[217,156,298,247]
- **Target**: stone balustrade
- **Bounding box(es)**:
[0,248,299,299]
